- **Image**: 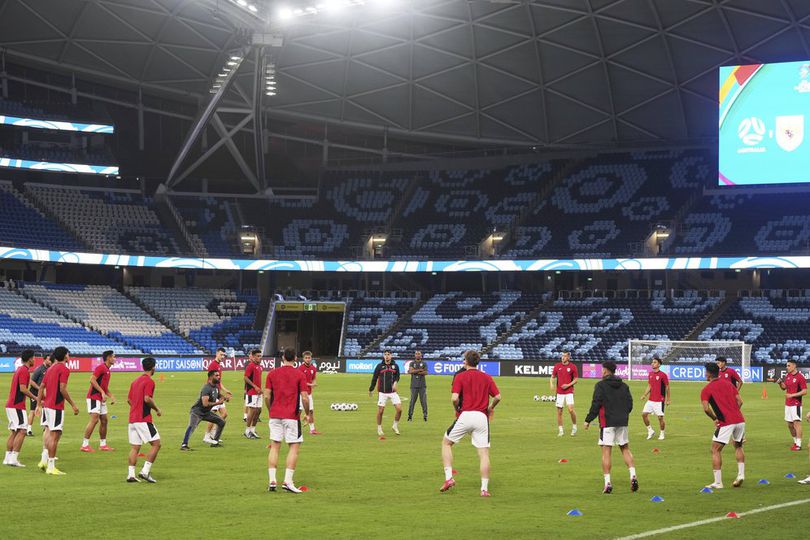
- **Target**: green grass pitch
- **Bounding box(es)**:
[2,372,810,539]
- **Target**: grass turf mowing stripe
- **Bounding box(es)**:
[616,497,810,539]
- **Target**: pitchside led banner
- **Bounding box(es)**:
[719,60,810,186]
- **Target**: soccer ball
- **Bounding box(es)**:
[533,395,540,401]
[351,403,358,411]
[340,403,349,411]
[330,403,338,411]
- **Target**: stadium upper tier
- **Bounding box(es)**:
[4,149,809,260]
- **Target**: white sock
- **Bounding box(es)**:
[3,451,9,462]
[245,428,250,436]
[100,439,106,446]
[47,457,55,470]
[377,425,383,434]
[10,451,18,463]
[796,438,802,447]
[604,473,611,486]
[572,424,577,430]
[481,478,489,491]
[284,468,294,485]
[629,467,636,479]
[309,423,315,431]
[41,449,48,462]
[82,438,89,447]
[128,466,135,477]
[659,431,664,436]
[142,461,152,475]
[558,426,564,433]
[268,467,276,483]
[250,427,257,435]
[713,470,722,484]
[393,421,398,428]
[444,466,453,481]
[647,426,655,433]
[737,462,745,478]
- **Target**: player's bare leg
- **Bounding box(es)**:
[732,441,745,487]
[98,414,112,450]
[788,421,798,449]
[267,440,281,489]
[477,447,491,496]
[601,446,613,493]
[793,420,803,450]
[568,405,577,436]
[127,444,141,482]
[556,406,564,436]
[376,405,385,436]
[657,416,666,440]
[281,443,303,492]
[138,439,161,483]
[708,441,725,488]
[620,444,638,491]
[440,438,456,492]
[82,413,100,451]
[393,403,402,434]
[5,427,26,466]
[38,426,50,469]
[642,412,654,439]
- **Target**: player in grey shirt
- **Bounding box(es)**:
[408,351,428,422]
[27,353,52,436]
[180,370,227,449]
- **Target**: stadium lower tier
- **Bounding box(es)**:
[1,285,809,365]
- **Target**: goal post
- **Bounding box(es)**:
[627,339,752,382]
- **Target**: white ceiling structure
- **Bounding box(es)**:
[1,0,810,148]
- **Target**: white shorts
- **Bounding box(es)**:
[299,394,313,411]
[128,422,160,445]
[269,418,303,444]
[87,398,108,415]
[42,408,65,432]
[785,405,803,422]
[246,394,262,409]
[377,392,401,407]
[444,411,490,448]
[6,408,28,431]
[556,393,574,408]
[599,426,629,447]
[713,422,745,445]
[244,395,249,407]
[211,403,226,412]
[642,401,665,416]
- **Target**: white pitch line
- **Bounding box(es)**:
[616,497,810,539]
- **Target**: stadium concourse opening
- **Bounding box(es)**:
[3,0,810,537]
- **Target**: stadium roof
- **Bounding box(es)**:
[2,0,809,148]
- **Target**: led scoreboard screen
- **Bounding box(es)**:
[718,60,810,186]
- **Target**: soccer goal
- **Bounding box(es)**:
[627,339,752,382]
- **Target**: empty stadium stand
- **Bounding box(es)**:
[0,181,85,250]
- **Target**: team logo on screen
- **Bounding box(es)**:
[737,117,766,147]
[797,64,810,93]
[775,115,804,152]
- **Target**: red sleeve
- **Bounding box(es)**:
[20,368,30,385]
[700,386,709,401]
[451,374,462,394]
[264,371,272,389]
[571,364,579,379]
[93,365,105,378]
[732,369,742,382]
[59,367,70,385]
[146,378,155,398]
[489,377,499,397]
[663,373,669,386]
[551,365,558,377]
[799,375,807,390]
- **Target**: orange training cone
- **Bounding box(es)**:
[761,385,767,399]
[159,374,165,383]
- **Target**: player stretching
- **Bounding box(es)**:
[641,355,670,440]
[244,349,263,439]
[299,351,321,435]
[81,350,116,452]
[584,361,638,494]
[701,362,745,489]
[551,352,579,436]
[265,347,311,493]
[127,357,162,483]
[4,350,36,467]
[37,346,79,475]
[716,356,743,390]
[181,370,227,449]
[778,360,807,451]
[204,348,233,444]
[369,350,402,437]
[440,350,500,497]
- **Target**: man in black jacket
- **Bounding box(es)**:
[584,361,638,494]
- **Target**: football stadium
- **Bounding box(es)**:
[2,0,810,538]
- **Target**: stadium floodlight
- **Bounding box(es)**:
[227,0,262,19]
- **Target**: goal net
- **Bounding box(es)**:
[627,339,752,382]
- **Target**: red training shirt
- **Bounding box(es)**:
[6,365,31,409]
[700,378,744,426]
[42,362,70,410]
[208,359,223,387]
[451,368,499,416]
[87,363,111,400]
[784,371,807,407]
[299,362,317,394]
[552,362,578,395]
[265,365,308,420]
[128,374,156,423]
[648,370,669,402]
[719,367,742,388]
[244,362,263,396]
